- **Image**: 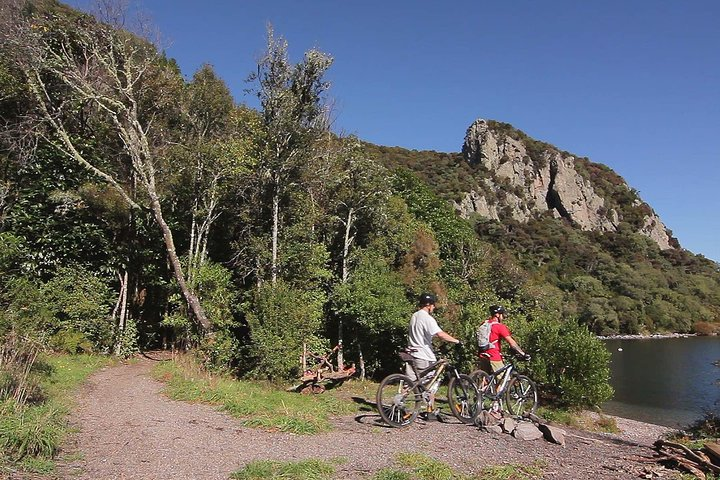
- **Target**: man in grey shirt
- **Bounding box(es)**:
[406,293,461,417]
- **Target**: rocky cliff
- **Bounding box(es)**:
[456,119,674,250]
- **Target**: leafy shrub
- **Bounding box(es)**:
[192,262,241,370]
[41,267,114,350]
[330,249,412,376]
[0,278,54,338]
[164,261,241,367]
[520,315,613,408]
[115,319,140,359]
[243,281,325,380]
[48,330,93,354]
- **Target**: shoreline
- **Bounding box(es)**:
[597,333,698,340]
[586,411,678,444]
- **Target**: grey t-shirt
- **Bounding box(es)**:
[407,309,442,361]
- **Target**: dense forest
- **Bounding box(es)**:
[1,0,719,411]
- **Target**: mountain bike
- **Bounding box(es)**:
[470,353,538,418]
[376,347,480,427]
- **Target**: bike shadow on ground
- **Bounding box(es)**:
[354,413,388,427]
[351,396,376,411]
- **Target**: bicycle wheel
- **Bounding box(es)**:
[376,373,420,427]
[504,374,538,417]
[470,369,497,413]
[447,374,480,424]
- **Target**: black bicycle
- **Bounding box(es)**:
[470,353,538,418]
[376,348,480,427]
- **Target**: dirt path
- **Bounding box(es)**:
[53,355,678,479]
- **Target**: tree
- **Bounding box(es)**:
[326,138,390,367]
[2,4,210,329]
[246,26,333,284]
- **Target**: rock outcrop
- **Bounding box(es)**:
[456,119,674,250]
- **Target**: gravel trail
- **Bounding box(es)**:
[52,354,678,480]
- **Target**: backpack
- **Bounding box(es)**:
[476,320,496,352]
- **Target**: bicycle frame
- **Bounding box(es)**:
[484,362,515,396]
[408,359,448,393]
[375,351,480,427]
[472,355,538,418]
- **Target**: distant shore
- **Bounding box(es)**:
[597,332,698,340]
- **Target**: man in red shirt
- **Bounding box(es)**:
[478,305,530,375]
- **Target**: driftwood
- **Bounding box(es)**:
[653,439,720,479]
[705,442,720,465]
[287,343,356,394]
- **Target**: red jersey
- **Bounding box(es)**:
[485,318,511,361]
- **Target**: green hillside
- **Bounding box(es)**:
[364,131,720,336]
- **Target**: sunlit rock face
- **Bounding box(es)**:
[457,119,673,250]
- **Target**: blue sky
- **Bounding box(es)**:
[68,0,720,262]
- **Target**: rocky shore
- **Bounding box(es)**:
[597,333,697,340]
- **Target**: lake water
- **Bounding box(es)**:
[602,336,720,427]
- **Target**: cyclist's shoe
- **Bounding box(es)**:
[420,408,441,422]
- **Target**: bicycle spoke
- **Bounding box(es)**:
[376,373,420,427]
[448,374,480,424]
[505,375,538,417]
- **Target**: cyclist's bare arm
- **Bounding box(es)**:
[504,335,527,356]
[435,331,460,344]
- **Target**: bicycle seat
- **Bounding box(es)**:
[399,347,418,363]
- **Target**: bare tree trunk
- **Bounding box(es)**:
[271,180,280,284]
[188,210,198,280]
[336,207,355,370]
[114,270,128,355]
[341,207,355,283]
[149,195,210,330]
[119,270,128,332]
[358,342,366,381]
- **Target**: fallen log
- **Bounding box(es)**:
[704,442,720,466]
[654,439,720,477]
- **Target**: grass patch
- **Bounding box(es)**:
[479,460,546,479]
[152,355,357,434]
[230,458,337,479]
[536,407,619,433]
[0,354,111,472]
[394,452,456,479]
[377,452,545,480]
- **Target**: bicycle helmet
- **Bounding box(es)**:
[489,305,506,315]
[418,292,437,306]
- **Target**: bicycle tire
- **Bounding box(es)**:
[447,374,480,424]
[376,373,420,427]
[469,369,498,414]
[504,374,538,417]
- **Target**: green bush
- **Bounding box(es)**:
[520,315,613,408]
[163,261,241,367]
[40,267,114,350]
[330,248,413,376]
[115,319,140,359]
[192,262,241,370]
[49,330,93,354]
[243,281,326,380]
